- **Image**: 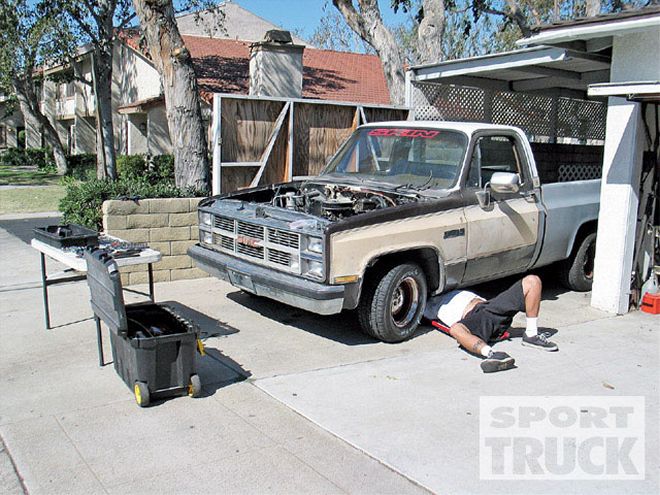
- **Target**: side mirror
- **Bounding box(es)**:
[476,183,491,209]
[490,172,520,194]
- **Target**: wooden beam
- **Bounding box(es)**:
[359,106,368,124]
[515,65,582,80]
[249,102,290,188]
[211,95,222,195]
[285,102,294,182]
[221,162,262,167]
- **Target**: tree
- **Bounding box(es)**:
[332,0,644,104]
[46,1,136,180]
[0,0,69,174]
[132,0,209,190]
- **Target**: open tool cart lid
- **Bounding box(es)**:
[85,248,128,335]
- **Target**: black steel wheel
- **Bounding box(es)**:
[560,232,597,292]
[358,262,427,343]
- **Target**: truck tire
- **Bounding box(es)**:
[358,263,427,343]
[560,232,596,292]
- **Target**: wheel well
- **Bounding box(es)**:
[363,248,441,293]
[568,220,597,258]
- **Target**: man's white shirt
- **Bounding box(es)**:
[424,290,484,326]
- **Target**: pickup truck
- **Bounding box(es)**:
[189,122,600,342]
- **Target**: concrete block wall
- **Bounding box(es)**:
[102,198,209,286]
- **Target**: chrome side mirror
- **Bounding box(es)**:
[490,172,520,194]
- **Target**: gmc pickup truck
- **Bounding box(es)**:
[189,122,600,342]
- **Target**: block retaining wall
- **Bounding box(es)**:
[102,198,208,286]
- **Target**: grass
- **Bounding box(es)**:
[0,166,62,186]
[0,185,65,215]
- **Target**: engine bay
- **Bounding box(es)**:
[267,182,417,221]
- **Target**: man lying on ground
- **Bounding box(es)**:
[423,275,558,373]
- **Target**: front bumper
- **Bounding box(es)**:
[188,244,346,315]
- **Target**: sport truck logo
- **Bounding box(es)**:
[236,235,262,248]
[368,128,440,138]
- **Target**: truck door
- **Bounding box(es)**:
[462,133,540,283]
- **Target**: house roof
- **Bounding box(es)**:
[121,33,391,106]
[519,5,660,46]
[176,2,310,46]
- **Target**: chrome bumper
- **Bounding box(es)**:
[188,244,345,315]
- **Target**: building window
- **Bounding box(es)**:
[0,125,7,148]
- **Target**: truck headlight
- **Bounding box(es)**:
[200,212,212,227]
[201,230,213,244]
[303,259,324,280]
[306,237,323,254]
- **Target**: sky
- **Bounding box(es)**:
[232,0,410,40]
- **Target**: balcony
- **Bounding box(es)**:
[56,98,75,119]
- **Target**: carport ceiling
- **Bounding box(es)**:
[410,45,611,99]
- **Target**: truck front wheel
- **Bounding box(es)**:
[358,263,428,343]
[560,232,596,292]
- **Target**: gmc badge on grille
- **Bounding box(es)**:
[236,235,262,248]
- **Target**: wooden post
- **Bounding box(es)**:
[211,95,222,195]
[285,102,294,182]
[250,102,291,188]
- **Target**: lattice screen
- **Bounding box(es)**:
[558,163,602,182]
[411,81,607,143]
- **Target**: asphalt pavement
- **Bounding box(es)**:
[0,214,658,495]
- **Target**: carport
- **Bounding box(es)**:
[405,7,659,314]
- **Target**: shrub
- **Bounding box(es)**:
[59,176,204,230]
[117,154,147,179]
[0,147,55,171]
[149,154,174,182]
[66,154,97,181]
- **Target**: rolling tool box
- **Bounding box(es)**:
[85,248,203,407]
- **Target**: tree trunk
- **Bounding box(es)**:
[585,0,601,17]
[504,0,533,38]
[333,0,407,105]
[417,0,446,65]
[92,46,117,179]
[12,76,68,174]
[132,0,209,190]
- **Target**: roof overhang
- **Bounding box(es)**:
[117,96,164,114]
[588,81,660,102]
[519,13,660,46]
[409,45,610,99]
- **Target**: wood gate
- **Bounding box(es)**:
[210,94,409,194]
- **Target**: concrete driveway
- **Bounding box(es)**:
[1,215,658,494]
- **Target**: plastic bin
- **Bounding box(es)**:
[34,224,99,249]
[85,248,202,407]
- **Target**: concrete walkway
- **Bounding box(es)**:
[0,216,658,494]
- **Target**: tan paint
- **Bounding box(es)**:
[464,198,538,258]
[329,208,466,280]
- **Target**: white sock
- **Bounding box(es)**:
[525,317,538,337]
[480,345,493,357]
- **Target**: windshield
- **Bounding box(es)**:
[321,127,468,190]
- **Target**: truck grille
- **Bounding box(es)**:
[206,214,302,274]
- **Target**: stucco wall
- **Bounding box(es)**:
[0,104,23,148]
[146,105,172,155]
[610,27,660,83]
[102,198,208,286]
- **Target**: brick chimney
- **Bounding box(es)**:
[249,30,304,99]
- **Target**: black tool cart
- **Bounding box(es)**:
[85,248,202,407]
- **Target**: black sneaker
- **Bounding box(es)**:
[480,351,515,373]
[522,332,558,351]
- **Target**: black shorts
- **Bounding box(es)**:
[458,280,526,342]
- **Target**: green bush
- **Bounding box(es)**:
[150,154,175,182]
[0,147,55,171]
[59,176,204,230]
[66,154,97,181]
[117,154,147,179]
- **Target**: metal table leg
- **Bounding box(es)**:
[40,253,51,330]
[95,316,105,366]
[148,263,155,300]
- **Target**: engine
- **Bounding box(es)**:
[269,183,412,221]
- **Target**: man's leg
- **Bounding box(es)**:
[449,322,515,373]
[520,275,558,351]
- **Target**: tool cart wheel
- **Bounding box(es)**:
[188,374,202,398]
[134,381,150,407]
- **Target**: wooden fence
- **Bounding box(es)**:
[210,94,409,194]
